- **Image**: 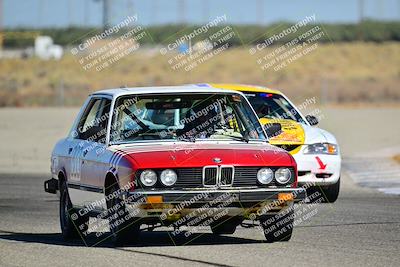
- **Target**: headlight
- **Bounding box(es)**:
[275,168,291,184]
[257,168,274,185]
[160,169,177,186]
[140,169,157,186]
[303,143,338,155]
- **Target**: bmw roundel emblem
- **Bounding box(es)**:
[213,157,222,163]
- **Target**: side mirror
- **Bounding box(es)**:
[264,123,282,138]
[305,115,318,126]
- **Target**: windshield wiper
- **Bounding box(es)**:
[177,137,196,142]
[224,134,249,143]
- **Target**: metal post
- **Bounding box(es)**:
[0,0,3,52]
[103,0,111,31]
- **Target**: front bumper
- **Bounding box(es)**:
[124,187,306,219]
[293,153,341,186]
[127,187,306,203]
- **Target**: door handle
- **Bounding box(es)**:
[68,147,73,154]
[83,150,88,157]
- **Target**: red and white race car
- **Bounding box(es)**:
[44,86,306,245]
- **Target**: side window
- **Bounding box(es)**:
[80,99,102,133]
[77,98,111,142]
[96,99,111,143]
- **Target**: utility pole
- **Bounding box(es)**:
[358,0,364,40]
[84,0,89,26]
[152,0,158,25]
[178,0,185,24]
[67,0,72,27]
[103,0,111,31]
[202,0,209,23]
[358,0,364,23]
[0,0,3,52]
[376,0,384,19]
[38,0,44,28]
[257,0,264,25]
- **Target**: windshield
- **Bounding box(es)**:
[244,92,306,124]
[110,93,266,143]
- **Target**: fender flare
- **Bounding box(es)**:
[57,167,68,189]
[104,168,119,194]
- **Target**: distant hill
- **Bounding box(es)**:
[2,21,400,48]
[0,42,399,107]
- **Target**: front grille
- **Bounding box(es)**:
[202,166,234,187]
[315,173,332,178]
[298,171,311,177]
[220,166,234,186]
[203,166,218,186]
[233,167,260,187]
[135,166,294,189]
[175,168,202,187]
[136,168,203,189]
[232,167,295,187]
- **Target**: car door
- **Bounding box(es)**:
[80,97,112,210]
[67,97,103,207]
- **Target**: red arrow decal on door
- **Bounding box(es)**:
[315,156,327,170]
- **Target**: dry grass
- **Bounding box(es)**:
[0,42,399,106]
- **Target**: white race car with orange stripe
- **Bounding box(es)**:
[199,83,341,203]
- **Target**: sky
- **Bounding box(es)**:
[2,0,400,29]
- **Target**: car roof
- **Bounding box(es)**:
[196,83,283,95]
[91,85,241,98]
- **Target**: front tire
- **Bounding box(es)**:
[260,207,294,243]
[59,182,89,240]
[320,177,340,203]
[106,186,140,245]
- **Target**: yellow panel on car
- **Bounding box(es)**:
[209,83,281,95]
[260,118,305,154]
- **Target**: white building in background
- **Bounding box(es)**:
[34,36,63,60]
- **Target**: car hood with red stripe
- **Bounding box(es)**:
[111,142,295,169]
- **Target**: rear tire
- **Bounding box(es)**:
[260,207,294,243]
[320,177,340,203]
[59,182,89,240]
[106,185,140,246]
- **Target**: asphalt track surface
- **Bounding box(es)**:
[0,171,399,267]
